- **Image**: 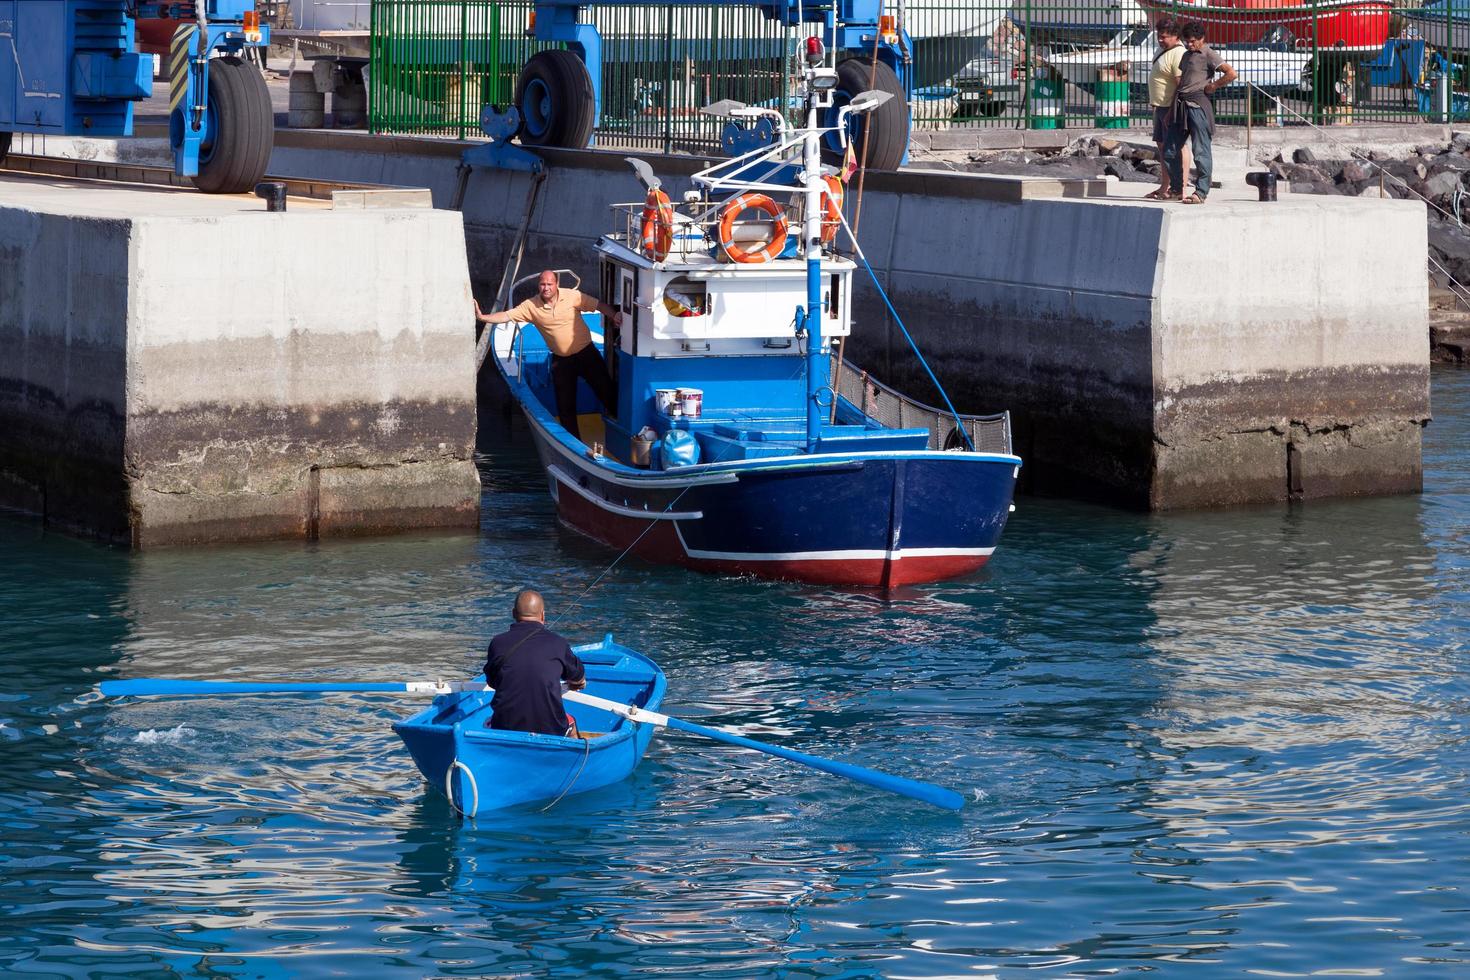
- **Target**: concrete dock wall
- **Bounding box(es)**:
[0,179,480,546]
[263,131,1429,510]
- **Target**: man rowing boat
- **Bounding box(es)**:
[484,589,587,737]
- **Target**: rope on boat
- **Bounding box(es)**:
[831,206,975,451]
[543,411,776,628]
[446,759,480,819]
[540,733,594,812]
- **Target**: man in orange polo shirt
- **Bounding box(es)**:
[477,269,623,442]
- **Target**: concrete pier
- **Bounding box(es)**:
[0,174,480,546]
[80,127,1431,511]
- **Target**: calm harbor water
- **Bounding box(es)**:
[2,368,1467,977]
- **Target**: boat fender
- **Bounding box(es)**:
[641,188,674,261]
[717,193,788,264]
[660,429,700,468]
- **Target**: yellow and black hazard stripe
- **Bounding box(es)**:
[168,24,198,115]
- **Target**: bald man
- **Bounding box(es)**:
[475,269,621,442]
[483,589,587,737]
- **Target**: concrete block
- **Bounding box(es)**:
[0,175,480,546]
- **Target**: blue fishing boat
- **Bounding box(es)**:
[391,635,666,815]
[488,50,1021,589]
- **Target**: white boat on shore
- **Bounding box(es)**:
[1046,28,1312,97]
[1009,0,1149,45]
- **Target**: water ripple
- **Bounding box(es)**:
[1,370,1468,975]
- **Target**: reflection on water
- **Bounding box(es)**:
[0,369,1467,975]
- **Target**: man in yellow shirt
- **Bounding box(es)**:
[1146,20,1186,201]
[477,269,623,442]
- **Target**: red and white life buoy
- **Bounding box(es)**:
[640,188,674,261]
[820,174,843,244]
[717,193,789,264]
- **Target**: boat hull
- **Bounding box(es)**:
[392,639,665,815]
[1137,0,1392,54]
[527,411,1018,588]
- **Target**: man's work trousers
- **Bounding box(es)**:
[1162,104,1213,199]
[551,345,616,443]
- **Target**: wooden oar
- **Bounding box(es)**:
[98,678,965,811]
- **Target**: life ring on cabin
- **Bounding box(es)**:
[819,174,843,244]
[717,193,789,264]
[640,188,674,261]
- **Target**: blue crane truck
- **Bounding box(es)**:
[1,0,271,192]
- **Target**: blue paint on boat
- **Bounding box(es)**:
[391,635,665,815]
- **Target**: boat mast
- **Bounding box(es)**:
[800,38,833,454]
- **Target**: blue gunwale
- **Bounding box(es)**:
[497,324,1022,484]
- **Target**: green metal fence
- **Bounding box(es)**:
[369,1,1470,148]
[370,1,798,147]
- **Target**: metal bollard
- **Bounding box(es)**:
[254,182,288,212]
[1244,171,1277,202]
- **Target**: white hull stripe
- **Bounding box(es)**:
[680,546,996,562]
[672,521,992,562]
[551,466,704,520]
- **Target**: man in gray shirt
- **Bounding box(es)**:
[1172,21,1238,203]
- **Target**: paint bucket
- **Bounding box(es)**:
[678,388,703,419]
[654,388,680,415]
[631,430,654,467]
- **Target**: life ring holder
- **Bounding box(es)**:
[640,188,674,261]
[717,193,789,264]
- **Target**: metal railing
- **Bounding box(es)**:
[833,358,1013,454]
[368,1,1470,147]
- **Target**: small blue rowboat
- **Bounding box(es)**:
[100,640,964,811]
[391,634,666,816]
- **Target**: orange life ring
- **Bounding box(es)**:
[640,188,673,261]
[717,193,789,264]
[820,174,843,244]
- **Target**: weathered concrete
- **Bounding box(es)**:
[259,130,1430,510]
[0,174,479,546]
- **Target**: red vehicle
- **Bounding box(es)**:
[1138,0,1393,54]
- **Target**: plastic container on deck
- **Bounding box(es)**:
[678,388,704,419]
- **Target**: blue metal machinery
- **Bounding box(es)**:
[0,1,272,193]
[515,0,912,168]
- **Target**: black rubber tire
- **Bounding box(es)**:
[0,131,10,165]
[824,58,908,171]
[515,49,596,148]
[192,57,274,194]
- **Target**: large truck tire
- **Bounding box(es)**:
[515,49,596,148]
[193,57,274,194]
[0,132,11,164]
[824,58,908,171]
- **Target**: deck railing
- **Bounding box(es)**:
[832,359,1013,455]
[367,1,1470,147]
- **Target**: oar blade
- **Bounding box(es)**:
[99,679,413,697]
[665,717,965,811]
